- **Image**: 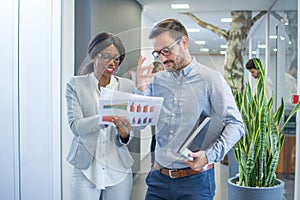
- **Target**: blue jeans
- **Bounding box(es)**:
[145,167,215,200]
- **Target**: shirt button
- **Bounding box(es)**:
[102,168,105,170]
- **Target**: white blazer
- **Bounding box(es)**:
[65,73,136,170]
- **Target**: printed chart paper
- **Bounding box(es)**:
[99,87,164,127]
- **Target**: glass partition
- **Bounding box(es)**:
[246,1,298,199]
[269,0,298,199]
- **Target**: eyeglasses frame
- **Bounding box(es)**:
[97,53,121,63]
[152,39,181,58]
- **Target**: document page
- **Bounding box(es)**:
[99,87,164,127]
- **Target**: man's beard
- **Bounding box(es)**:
[163,60,179,72]
[164,56,186,73]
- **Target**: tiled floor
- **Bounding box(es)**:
[130,153,295,200]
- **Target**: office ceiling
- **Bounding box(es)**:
[136,0,283,55]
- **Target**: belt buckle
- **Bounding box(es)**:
[168,169,177,178]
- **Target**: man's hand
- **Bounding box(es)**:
[136,55,154,91]
[184,150,208,171]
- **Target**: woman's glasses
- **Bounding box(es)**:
[152,39,181,58]
[97,53,120,63]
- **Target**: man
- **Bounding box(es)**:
[288,59,297,79]
[245,58,274,99]
[136,19,245,200]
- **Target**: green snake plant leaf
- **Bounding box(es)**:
[233,58,300,187]
[264,116,279,186]
[254,59,267,187]
[274,98,285,125]
[280,100,300,132]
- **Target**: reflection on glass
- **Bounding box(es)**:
[269,0,297,199]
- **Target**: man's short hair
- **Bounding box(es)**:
[149,19,188,40]
[246,58,262,70]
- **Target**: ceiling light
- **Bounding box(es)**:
[289,41,292,45]
[252,51,257,54]
[195,41,206,45]
[220,51,227,55]
[269,35,277,39]
[257,44,266,49]
[280,36,285,40]
[281,14,289,25]
[200,48,209,52]
[187,28,200,32]
[220,45,227,48]
[221,18,232,23]
[273,48,278,52]
[171,4,190,9]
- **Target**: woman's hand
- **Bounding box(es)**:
[136,55,154,91]
[113,116,132,142]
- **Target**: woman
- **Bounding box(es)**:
[66,32,135,200]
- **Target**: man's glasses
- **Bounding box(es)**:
[97,53,120,63]
[152,39,181,58]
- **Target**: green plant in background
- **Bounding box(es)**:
[233,58,300,187]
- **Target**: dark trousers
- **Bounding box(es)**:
[145,167,215,200]
[150,126,156,165]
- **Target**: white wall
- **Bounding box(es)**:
[0,0,19,199]
[0,0,62,199]
[19,0,61,199]
[61,0,75,200]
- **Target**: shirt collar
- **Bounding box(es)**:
[89,73,118,91]
[172,57,195,77]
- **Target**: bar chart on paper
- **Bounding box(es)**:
[99,87,164,127]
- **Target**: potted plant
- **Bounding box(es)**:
[227,58,300,200]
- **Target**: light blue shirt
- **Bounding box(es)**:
[136,58,245,169]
